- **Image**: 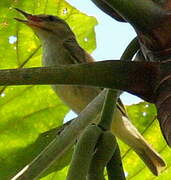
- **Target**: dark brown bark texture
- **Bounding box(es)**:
[154,60,171,146]
[91,0,171,146]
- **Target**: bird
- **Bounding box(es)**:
[15,8,165,175]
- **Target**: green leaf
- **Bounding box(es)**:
[41,166,69,180]
[1,0,171,180]
[0,0,97,179]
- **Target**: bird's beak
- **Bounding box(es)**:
[14,8,42,27]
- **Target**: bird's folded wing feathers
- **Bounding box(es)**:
[63,37,94,63]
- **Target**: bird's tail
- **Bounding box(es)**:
[134,138,166,176]
[111,102,166,176]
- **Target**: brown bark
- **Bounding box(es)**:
[154,60,171,146]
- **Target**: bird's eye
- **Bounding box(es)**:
[48,16,56,21]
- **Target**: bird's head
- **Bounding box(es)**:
[14,8,75,42]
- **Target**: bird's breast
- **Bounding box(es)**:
[42,42,100,113]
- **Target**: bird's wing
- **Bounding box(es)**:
[63,37,94,64]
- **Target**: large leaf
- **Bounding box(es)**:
[0,0,97,179]
[1,0,171,180]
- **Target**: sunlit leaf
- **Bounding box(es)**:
[0,0,171,180]
[0,0,97,179]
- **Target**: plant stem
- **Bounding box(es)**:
[99,89,119,130]
[103,0,165,32]
[99,37,140,179]
[107,143,126,180]
[0,60,158,102]
[106,36,140,179]
[120,37,139,61]
[12,90,107,180]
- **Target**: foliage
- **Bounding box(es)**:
[0,0,171,179]
[0,0,97,179]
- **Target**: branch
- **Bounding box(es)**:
[101,0,165,32]
[91,0,126,22]
[96,1,171,61]
[0,60,159,102]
